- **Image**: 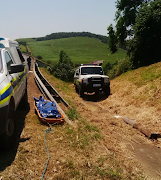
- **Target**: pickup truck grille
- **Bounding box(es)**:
[88,77,103,84]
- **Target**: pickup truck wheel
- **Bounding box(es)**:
[2,109,16,150]
[104,86,111,97]
[79,86,84,97]
[74,85,78,93]
[95,91,99,96]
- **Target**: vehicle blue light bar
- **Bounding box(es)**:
[0,43,5,48]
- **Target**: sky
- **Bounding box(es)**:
[1,0,117,40]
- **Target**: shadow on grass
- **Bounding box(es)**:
[0,102,30,171]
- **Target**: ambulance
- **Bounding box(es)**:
[0,38,27,149]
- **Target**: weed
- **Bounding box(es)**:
[66,159,74,169]
[109,168,122,180]
[85,124,99,132]
[67,108,79,121]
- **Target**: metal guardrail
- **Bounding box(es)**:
[33,61,73,126]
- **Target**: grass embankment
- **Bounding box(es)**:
[19,37,126,66]
[114,62,161,105]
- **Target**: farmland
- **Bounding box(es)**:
[19,37,126,66]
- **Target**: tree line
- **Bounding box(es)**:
[36,32,108,44]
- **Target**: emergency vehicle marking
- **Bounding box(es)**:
[0,70,26,106]
[19,70,27,83]
[0,83,13,105]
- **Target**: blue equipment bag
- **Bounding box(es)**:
[34,96,61,118]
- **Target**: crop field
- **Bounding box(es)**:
[20,37,126,66]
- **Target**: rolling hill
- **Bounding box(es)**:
[18,36,126,66]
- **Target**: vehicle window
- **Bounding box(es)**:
[81,67,103,75]
[17,48,25,62]
[0,50,3,73]
[5,51,14,71]
[75,69,79,75]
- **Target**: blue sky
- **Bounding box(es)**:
[1,0,117,40]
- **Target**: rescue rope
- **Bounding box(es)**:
[41,122,58,180]
[41,126,53,180]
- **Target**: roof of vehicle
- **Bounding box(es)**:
[79,65,102,68]
[0,37,19,48]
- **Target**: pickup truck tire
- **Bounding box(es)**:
[79,86,84,97]
[2,104,16,150]
[95,91,99,96]
[104,86,111,97]
[74,84,78,93]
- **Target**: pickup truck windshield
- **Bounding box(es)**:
[81,67,103,75]
[0,50,2,73]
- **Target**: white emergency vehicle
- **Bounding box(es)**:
[74,64,110,97]
[0,38,27,149]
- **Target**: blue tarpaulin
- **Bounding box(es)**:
[34,96,61,118]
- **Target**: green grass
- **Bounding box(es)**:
[19,44,27,53]
[121,63,161,87]
[19,37,126,66]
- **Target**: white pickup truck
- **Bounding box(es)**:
[0,38,27,149]
[74,64,110,97]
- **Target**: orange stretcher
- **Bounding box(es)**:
[34,96,64,124]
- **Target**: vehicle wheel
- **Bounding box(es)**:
[95,91,99,96]
[105,86,110,97]
[79,86,84,97]
[2,107,16,150]
[74,84,78,93]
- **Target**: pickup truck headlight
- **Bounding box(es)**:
[82,78,88,84]
[104,77,109,83]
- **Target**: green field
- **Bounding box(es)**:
[20,37,127,66]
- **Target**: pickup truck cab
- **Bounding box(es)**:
[74,64,110,97]
[0,38,27,149]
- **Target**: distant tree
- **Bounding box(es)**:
[18,41,27,46]
[36,32,108,44]
[37,55,42,60]
[52,50,74,82]
[46,60,52,64]
[107,24,118,53]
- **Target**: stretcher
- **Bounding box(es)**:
[34,96,64,124]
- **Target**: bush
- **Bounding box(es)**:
[52,50,74,82]
[105,59,133,79]
[37,55,42,60]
